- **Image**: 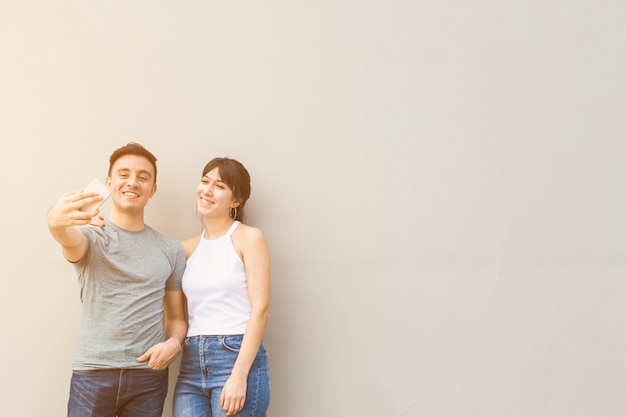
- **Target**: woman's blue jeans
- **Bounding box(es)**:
[67,368,169,417]
[173,335,270,417]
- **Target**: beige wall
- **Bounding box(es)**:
[2,1,626,416]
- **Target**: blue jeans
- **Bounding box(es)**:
[68,368,169,417]
[173,335,270,417]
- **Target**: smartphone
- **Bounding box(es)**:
[81,178,111,211]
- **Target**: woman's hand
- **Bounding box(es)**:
[220,374,247,416]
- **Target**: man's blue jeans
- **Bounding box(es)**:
[68,368,169,417]
[173,335,270,417]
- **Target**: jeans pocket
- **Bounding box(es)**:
[220,335,243,353]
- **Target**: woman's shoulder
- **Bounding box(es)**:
[234,223,264,239]
[181,235,201,258]
[232,223,267,251]
[232,223,269,261]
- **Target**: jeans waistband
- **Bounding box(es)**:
[186,334,244,339]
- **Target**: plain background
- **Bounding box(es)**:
[2,1,626,416]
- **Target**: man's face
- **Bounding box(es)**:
[106,154,157,212]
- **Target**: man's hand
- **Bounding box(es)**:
[47,190,103,261]
[47,190,103,230]
[89,214,106,227]
[136,338,182,370]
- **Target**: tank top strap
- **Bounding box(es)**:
[226,220,241,237]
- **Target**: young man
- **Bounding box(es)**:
[47,143,187,417]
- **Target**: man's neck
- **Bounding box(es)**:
[109,210,146,231]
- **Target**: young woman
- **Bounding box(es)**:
[173,157,271,417]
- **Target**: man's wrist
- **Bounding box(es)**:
[166,337,183,351]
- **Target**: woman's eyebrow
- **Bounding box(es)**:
[202,175,225,183]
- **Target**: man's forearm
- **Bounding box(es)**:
[165,317,188,346]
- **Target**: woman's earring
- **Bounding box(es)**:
[229,206,238,220]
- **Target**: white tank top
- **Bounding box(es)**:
[183,221,251,336]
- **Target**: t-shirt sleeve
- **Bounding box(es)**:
[73,226,94,273]
[165,242,186,291]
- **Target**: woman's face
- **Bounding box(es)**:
[196,167,238,218]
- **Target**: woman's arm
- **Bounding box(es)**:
[221,225,270,416]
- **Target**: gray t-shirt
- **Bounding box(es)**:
[72,220,185,370]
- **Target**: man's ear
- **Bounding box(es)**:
[150,183,158,198]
